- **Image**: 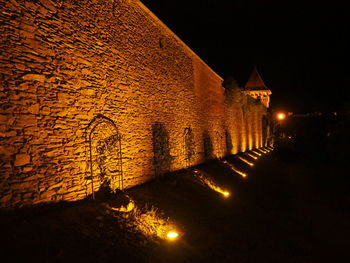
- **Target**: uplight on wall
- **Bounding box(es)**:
[167,231,179,241]
[238,156,254,166]
[252,150,262,156]
[257,148,267,154]
[193,169,231,198]
[114,201,181,242]
[222,160,247,178]
[246,153,258,160]
[223,191,230,197]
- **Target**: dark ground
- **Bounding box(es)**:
[1,115,349,263]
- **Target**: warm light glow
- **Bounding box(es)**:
[252,150,262,156]
[223,191,230,197]
[238,156,254,166]
[167,231,179,241]
[193,169,231,197]
[257,148,267,154]
[106,198,135,213]
[277,112,286,120]
[116,203,180,241]
[222,160,248,178]
[246,153,258,160]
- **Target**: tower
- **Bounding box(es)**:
[243,67,272,108]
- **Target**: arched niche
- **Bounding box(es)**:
[86,114,123,196]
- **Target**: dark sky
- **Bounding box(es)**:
[141,0,348,113]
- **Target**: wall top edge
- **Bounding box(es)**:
[136,0,223,82]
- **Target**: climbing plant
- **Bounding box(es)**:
[152,122,172,176]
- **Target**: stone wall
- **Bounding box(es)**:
[0,0,268,208]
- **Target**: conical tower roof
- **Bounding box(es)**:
[245,67,268,90]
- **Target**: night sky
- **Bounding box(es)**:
[141,0,348,113]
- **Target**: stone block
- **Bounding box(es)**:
[27,103,40,115]
[39,0,57,13]
[14,154,31,166]
[22,74,46,82]
[0,130,17,137]
[14,115,37,128]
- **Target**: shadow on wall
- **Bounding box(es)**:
[203,131,213,160]
[184,127,195,168]
[225,130,233,155]
[86,114,124,195]
[152,122,172,177]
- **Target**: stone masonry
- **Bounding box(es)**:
[0,0,270,208]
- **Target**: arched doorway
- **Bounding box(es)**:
[86,115,123,197]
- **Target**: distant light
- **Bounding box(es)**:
[277,112,286,120]
[223,191,230,197]
[167,231,179,241]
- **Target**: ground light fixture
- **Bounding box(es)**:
[238,156,254,166]
[193,169,231,198]
[222,160,247,178]
[252,150,262,156]
[111,198,181,242]
[223,191,230,198]
[246,153,258,160]
[166,231,179,241]
[257,148,267,154]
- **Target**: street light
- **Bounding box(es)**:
[277,112,286,121]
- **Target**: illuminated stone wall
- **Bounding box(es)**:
[0,0,268,208]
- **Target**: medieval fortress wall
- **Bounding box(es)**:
[0,0,267,208]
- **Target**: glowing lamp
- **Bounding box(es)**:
[247,153,258,160]
[238,156,254,166]
[167,231,179,241]
[277,112,286,120]
[223,191,230,197]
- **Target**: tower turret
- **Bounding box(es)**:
[243,67,272,108]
